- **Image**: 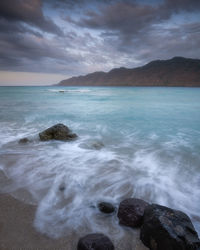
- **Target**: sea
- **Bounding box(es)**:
[0,86,200,246]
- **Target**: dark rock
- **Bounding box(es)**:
[117,198,149,228]
[39,123,78,141]
[77,233,114,250]
[98,202,115,214]
[59,184,65,191]
[19,137,29,144]
[140,204,200,250]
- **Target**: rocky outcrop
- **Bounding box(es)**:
[58,57,200,87]
[117,198,149,228]
[77,233,114,250]
[98,202,115,214]
[140,204,200,250]
[39,124,77,141]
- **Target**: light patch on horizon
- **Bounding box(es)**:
[0,71,69,86]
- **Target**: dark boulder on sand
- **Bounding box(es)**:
[77,233,114,250]
[39,123,77,141]
[140,204,200,250]
[98,202,115,214]
[117,198,149,228]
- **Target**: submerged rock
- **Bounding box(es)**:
[77,233,114,250]
[79,140,104,150]
[92,142,104,150]
[39,123,77,141]
[18,137,29,144]
[98,202,115,214]
[140,204,200,250]
[59,184,65,191]
[117,198,149,228]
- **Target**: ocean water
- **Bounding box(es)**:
[0,86,200,246]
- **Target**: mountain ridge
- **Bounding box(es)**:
[58,57,200,87]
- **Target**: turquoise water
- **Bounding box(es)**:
[0,86,200,240]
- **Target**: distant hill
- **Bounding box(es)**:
[58,57,200,87]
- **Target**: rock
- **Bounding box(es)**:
[59,184,65,191]
[98,202,115,214]
[117,198,149,228]
[39,123,78,141]
[19,137,29,144]
[92,142,104,150]
[140,204,200,250]
[77,233,114,250]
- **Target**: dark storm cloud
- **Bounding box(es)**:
[0,0,63,35]
[165,0,200,12]
[0,0,200,77]
[70,0,200,38]
[73,2,159,36]
[64,0,200,66]
[0,17,43,37]
[0,29,83,73]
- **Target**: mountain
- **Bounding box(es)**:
[58,57,200,87]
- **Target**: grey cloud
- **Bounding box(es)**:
[0,18,43,37]
[0,0,63,35]
[0,0,200,77]
[165,0,200,12]
[68,0,200,39]
[0,31,79,73]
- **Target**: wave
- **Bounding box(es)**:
[48,89,91,93]
[0,127,200,239]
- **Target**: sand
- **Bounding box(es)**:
[0,193,76,250]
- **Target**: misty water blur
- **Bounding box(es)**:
[0,86,200,248]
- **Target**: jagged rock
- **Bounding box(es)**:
[117,198,149,227]
[77,233,114,250]
[98,202,115,214]
[140,204,200,250]
[39,123,77,141]
[19,137,29,144]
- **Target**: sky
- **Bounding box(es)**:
[0,0,200,85]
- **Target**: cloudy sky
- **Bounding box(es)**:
[0,0,200,85]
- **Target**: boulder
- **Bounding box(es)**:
[98,202,115,214]
[19,137,29,144]
[77,233,114,250]
[117,198,149,228]
[39,123,78,141]
[140,204,200,250]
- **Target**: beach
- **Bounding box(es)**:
[0,192,149,250]
[0,193,76,250]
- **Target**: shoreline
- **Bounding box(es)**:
[0,193,148,250]
[0,193,75,250]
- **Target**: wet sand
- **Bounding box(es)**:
[0,193,75,250]
[0,193,148,250]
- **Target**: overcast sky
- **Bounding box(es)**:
[0,0,200,85]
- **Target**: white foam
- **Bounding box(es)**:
[1,126,200,238]
[48,89,91,93]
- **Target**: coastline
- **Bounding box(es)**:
[0,193,148,250]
